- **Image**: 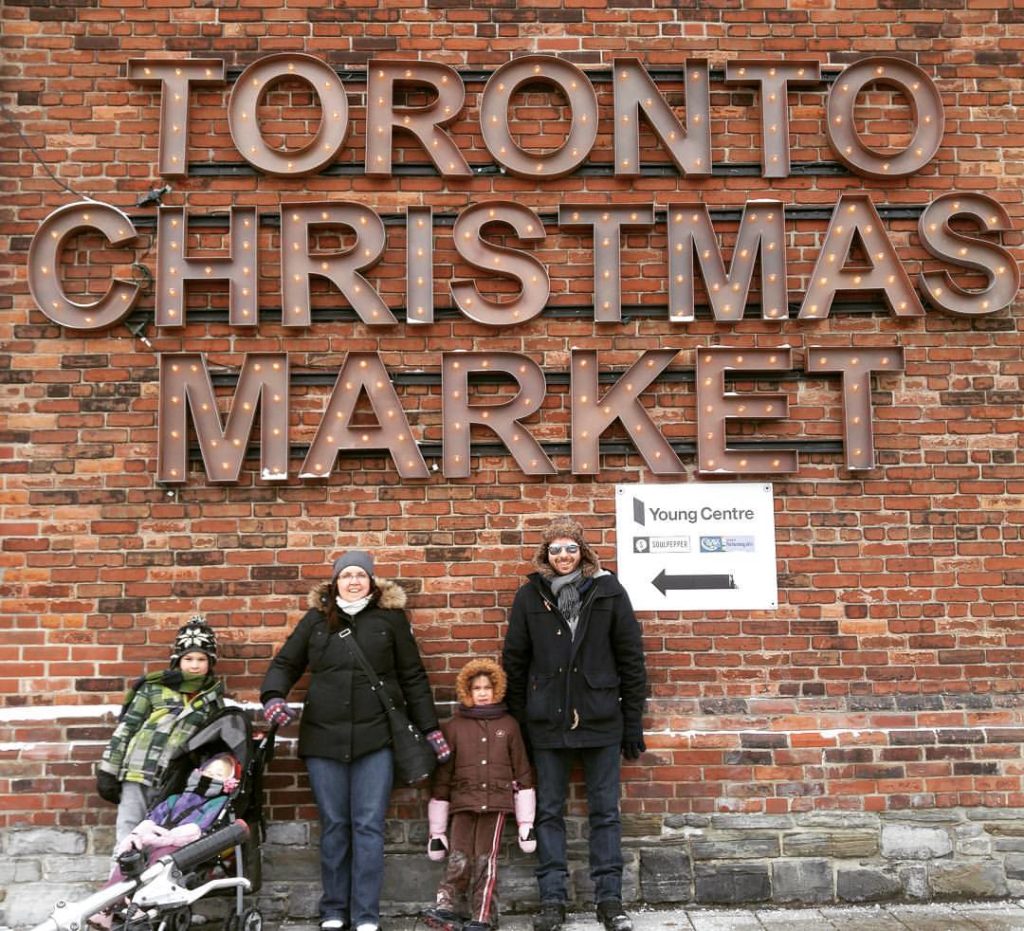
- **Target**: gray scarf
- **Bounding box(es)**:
[550,569,583,638]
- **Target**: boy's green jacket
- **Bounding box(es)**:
[98,671,224,787]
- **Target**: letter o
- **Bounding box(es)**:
[481,55,598,179]
[826,57,943,179]
[229,53,348,176]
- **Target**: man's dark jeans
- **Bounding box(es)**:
[533,743,623,904]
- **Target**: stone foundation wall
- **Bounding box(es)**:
[6,809,1024,929]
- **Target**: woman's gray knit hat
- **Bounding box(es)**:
[332,550,375,579]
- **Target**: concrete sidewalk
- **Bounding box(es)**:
[277,901,1024,930]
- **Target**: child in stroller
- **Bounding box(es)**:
[94,751,241,915]
[32,708,275,931]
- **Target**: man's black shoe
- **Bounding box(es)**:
[596,900,633,931]
[532,902,565,931]
[419,906,463,931]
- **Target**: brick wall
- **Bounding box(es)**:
[2,0,1024,922]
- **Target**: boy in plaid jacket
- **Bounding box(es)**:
[96,617,225,844]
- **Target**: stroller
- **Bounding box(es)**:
[32,708,278,931]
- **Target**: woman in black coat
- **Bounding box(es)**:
[261,550,449,931]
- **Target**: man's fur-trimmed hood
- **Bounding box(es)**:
[455,657,507,706]
[309,576,408,612]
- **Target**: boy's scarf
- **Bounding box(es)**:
[119,668,218,720]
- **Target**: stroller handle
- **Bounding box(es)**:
[171,819,250,873]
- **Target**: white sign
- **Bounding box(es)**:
[614,483,778,611]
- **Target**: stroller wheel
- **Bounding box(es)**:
[222,915,239,931]
[240,908,262,931]
[167,908,192,931]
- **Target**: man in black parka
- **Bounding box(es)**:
[503,519,647,931]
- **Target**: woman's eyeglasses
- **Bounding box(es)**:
[548,544,579,556]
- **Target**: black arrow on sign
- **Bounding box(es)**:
[652,570,736,594]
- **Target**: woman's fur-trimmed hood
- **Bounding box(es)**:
[309,576,408,612]
[533,517,601,580]
[455,658,507,706]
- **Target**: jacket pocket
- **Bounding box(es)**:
[526,672,561,725]
[575,670,621,726]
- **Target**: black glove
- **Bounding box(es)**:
[96,770,122,804]
[621,737,646,761]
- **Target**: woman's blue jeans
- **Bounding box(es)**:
[306,749,393,926]
[533,743,623,905]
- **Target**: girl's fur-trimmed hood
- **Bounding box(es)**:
[309,577,408,612]
[455,658,507,706]
[533,517,601,580]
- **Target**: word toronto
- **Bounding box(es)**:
[25,53,1020,481]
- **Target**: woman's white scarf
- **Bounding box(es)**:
[336,594,372,616]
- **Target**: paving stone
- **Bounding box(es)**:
[949,903,1024,930]
[887,903,994,929]
[629,911,696,931]
[754,907,833,929]
[264,905,1024,931]
[685,909,765,930]
[819,905,907,929]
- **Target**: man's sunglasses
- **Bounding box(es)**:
[548,544,580,556]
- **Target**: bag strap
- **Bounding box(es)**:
[337,627,399,716]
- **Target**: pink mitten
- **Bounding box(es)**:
[514,788,537,853]
[427,798,450,861]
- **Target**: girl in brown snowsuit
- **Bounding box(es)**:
[420,658,535,931]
